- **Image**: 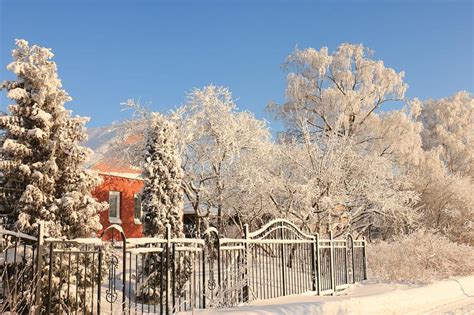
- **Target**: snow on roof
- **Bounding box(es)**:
[91,156,143,180]
[86,126,143,179]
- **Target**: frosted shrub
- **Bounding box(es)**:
[367,230,474,283]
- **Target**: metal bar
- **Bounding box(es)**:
[347,234,354,284]
[344,241,349,285]
[310,237,316,292]
[34,223,44,314]
[279,223,286,296]
[201,241,206,309]
[47,242,53,314]
[128,252,132,315]
[172,243,176,312]
[242,224,249,302]
[315,233,321,295]
[67,252,71,314]
[329,231,335,294]
[362,237,367,280]
[91,250,95,315]
[122,236,127,313]
[160,250,164,315]
[166,225,171,315]
[83,244,88,315]
[97,248,102,315]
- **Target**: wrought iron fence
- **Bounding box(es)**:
[0,226,42,314]
[0,219,367,314]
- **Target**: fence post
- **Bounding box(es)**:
[121,233,127,313]
[310,234,317,292]
[279,222,286,296]
[34,222,44,315]
[242,224,249,302]
[166,223,171,315]
[348,234,355,284]
[216,233,221,289]
[46,241,53,314]
[315,233,321,295]
[344,235,349,285]
[362,236,367,280]
[97,247,102,315]
[329,231,335,294]
[202,243,206,309]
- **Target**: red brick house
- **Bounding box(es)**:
[91,158,144,239]
[90,156,197,239]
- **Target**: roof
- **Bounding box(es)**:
[89,135,143,180]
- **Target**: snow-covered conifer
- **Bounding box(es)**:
[0,39,104,238]
[140,112,190,306]
[0,39,105,313]
[142,112,184,238]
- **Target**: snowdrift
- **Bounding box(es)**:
[185,276,474,314]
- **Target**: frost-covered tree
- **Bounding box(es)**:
[0,39,104,237]
[417,91,473,177]
[0,39,105,313]
[405,92,474,244]
[138,112,191,306]
[269,132,419,237]
[271,43,407,139]
[267,44,420,237]
[269,43,424,165]
[141,112,184,238]
[177,86,273,235]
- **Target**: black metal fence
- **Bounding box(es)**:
[0,219,367,314]
[0,226,42,314]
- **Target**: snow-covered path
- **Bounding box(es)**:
[421,297,474,314]
[182,276,474,315]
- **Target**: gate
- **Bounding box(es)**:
[245,219,316,301]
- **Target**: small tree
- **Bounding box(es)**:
[140,112,190,306]
[142,112,184,238]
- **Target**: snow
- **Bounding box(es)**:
[7,88,28,100]
[181,276,474,315]
[0,227,38,241]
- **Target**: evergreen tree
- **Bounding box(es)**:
[0,39,104,237]
[142,112,184,238]
[140,112,190,306]
[0,39,105,313]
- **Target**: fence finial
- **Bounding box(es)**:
[165,222,171,240]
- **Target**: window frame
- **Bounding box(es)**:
[133,193,142,224]
[108,191,121,224]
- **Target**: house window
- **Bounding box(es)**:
[134,193,142,224]
[109,191,121,224]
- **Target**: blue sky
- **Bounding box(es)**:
[1,0,472,130]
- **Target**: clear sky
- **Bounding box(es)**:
[1,0,472,130]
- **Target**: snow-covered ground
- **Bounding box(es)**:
[181,276,474,315]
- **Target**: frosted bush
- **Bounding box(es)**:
[367,229,474,283]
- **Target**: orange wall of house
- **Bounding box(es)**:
[93,175,144,239]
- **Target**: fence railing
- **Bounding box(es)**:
[0,219,367,314]
[0,225,43,314]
